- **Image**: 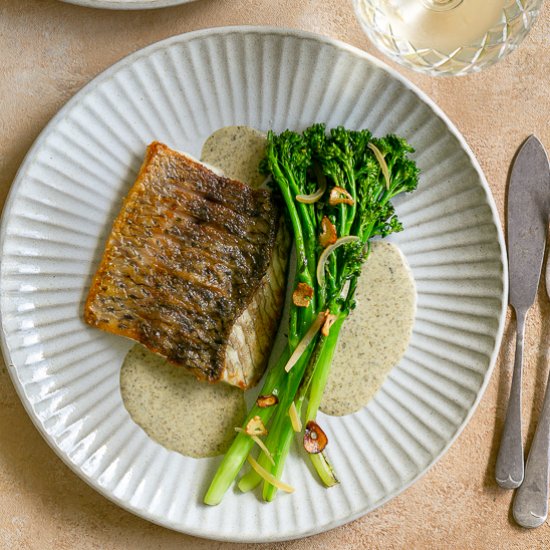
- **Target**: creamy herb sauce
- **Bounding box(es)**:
[120,345,246,458]
[120,126,416,458]
[201,126,267,188]
[320,241,416,416]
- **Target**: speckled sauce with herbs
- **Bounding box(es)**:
[120,126,416,458]
[120,345,246,458]
[201,126,267,188]
[320,241,416,416]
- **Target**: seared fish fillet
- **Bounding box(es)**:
[84,141,289,388]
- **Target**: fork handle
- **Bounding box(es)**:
[495,309,526,489]
[513,369,550,528]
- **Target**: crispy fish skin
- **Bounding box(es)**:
[84,141,284,388]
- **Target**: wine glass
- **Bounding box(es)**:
[353,0,544,76]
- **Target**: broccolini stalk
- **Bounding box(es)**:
[204,124,419,504]
[203,346,291,505]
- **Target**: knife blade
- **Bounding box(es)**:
[495,135,550,489]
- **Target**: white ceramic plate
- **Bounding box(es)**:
[60,0,196,10]
[0,27,507,542]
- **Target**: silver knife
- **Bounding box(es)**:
[513,149,550,528]
[495,135,549,489]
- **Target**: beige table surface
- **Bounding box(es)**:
[1,1,550,548]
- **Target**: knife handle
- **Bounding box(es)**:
[513,368,550,528]
[495,309,525,489]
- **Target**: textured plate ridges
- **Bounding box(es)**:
[0,27,507,542]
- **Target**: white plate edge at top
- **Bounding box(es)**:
[59,0,197,10]
[0,26,508,541]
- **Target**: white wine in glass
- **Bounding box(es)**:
[353,0,543,76]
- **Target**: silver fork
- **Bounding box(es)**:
[513,254,550,528]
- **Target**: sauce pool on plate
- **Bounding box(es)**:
[120,345,246,458]
[201,125,267,187]
[320,241,416,416]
